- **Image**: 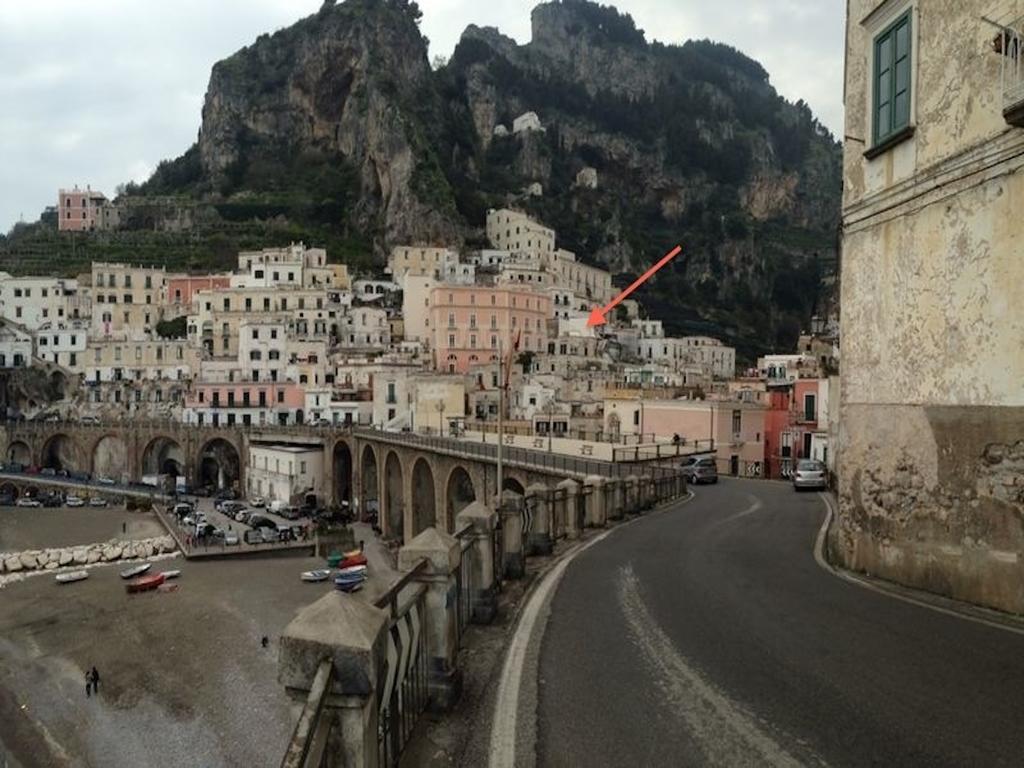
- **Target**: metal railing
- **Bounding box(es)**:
[999,18,1024,119]
[281,660,335,768]
[454,523,476,647]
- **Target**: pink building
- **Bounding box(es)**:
[429,285,550,374]
[167,275,232,308]
[763,379,823,479]
[58,186,114,232]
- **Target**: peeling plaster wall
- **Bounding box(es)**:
[839,0,1024,613]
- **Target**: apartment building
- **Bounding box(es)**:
[0,322,32,368]
[166,274,232,313]
[236,243,337,289]
[0,277,85,330]
[83,338,199,384]
[839,1,1024,612]
[34,321,88,369]
[486,209,555,255]
[247,444,325,506]
[90,263,168,338]
[58,186,119,232]
[429,285,551,374]
[387,246,459,285]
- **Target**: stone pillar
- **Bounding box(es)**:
[557,478,581,539]
[398,527,463,711]
[455,501,499,624]
[584,475,607,528]
[495,490,525,579]
[605,478,623,520]
[278,592,388,768]
[525,483,553,555]
[642,476,656,510]
[624,475,639,514]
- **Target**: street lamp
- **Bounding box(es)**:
[436,400,447,437]
[542,397,557,452]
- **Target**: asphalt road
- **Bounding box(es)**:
[529,478,1024,768]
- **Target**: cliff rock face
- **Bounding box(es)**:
[132,0,841,356]
[196,0,458,246]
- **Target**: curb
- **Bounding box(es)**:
[814,492,1024,637]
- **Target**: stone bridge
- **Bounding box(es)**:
[1,421,684,543]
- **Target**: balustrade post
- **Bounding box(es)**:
[495,489,525,579]
[454,501,499,624]
[398,528,463,711]
[557,478,580,539]
[525,483,553,554]
[278,592,388,768]
[584,475,606,527]
[624,475,639,514]
[605,478,623,520]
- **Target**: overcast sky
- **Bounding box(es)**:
[0,0,844,234]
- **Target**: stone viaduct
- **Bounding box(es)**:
[0,422,682,543]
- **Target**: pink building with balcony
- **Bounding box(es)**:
[167,275,232,309]
[429,285,550,374]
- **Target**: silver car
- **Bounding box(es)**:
[793,459,827,491]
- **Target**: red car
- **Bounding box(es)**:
[25,465,41,476]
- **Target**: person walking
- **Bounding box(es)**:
[90,667,100,693]
[85,671,92,698]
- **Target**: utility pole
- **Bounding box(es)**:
[436,400,446,437]
[497,336,504,501]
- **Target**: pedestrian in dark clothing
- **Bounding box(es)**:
[90,667,100,692]
[85,672,92,698]
[122,521,127,534]
[261,636,269,649]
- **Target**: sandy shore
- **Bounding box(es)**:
[0,507,164,553]
[0,545,396,767]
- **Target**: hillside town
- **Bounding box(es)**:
[1,201,839,505]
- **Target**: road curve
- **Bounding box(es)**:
[517,478,1024,767]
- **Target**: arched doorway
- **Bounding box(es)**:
[361,445,378,523]
[607,412,621,441]
[49,370,68,400]
[7,441,30,466]
[142,436,185,485]
[0,481,18,499]
[502,477,526,496]
[333,441,353,508]
[197,438,241,493]
[92,435,127,482]
[41,434,81,473]
[411,458,436,536]
[384,451,404,541]
[446,466,476,526]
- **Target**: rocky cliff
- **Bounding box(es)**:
[129,0,841,357]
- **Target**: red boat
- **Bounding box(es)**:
[340,553,367,569]
[126,573,166,594]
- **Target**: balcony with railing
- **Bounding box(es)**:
[997,18,1024,126]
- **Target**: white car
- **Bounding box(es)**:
[66,495,85,507]
[234,510,250,522]
[224,531,240,546]
[16,497,42,508]
[89,497,108,507]
[248,497,265,508]
[97,477,115,486]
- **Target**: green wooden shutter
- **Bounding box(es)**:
[873,11,912,146]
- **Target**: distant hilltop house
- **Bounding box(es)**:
[575,167,598,189]
[58,186,120,232]
[512,111,545,135]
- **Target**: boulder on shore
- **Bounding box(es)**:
[86,551,101,564]
[73,549,88,565]
[4,557,22,573]
[19,553,37,570]
[58,551,73,567]
[101,546,122,562]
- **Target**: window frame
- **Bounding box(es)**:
[868,8,914,156]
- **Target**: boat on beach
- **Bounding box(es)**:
[55,570,89,584]
[337,565,367,577]
[159,570,181,580]
[340,553,368,569]
[120,563,152,579]
[301,569,331,583]
[126,573,166,594]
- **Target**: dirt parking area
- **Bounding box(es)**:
[0,507,165,553]
[0,524,398,768]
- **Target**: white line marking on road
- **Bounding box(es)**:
[707,494,763,529]
[487,494,693,768]
[618,565,817,767]
[814,493,1024,637]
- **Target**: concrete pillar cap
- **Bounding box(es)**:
[456,500,497,528]
[399,526,460,573]
[525,482,550,496]
[556,478,580,491]
[584,474,606,487]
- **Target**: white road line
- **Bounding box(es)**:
[813,492,1024,637]
[707,494,762,530]
[487,493,692,768]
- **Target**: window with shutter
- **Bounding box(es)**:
[872,10,913,147]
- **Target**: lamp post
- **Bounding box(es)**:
[436,400,447,437]
[543,397,557,452]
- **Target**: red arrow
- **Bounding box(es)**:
[587,245,682,327]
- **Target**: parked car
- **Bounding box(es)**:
[66,495,85,507]
[214,488,238,502]
[89,497,108,507]
[224,531,240,546]
[793,459,828,491]
[249,515,277,531]
[680,456,719,485]
[310,418,332,428]
[279,506,301,521]
[79,415,101,425]
[97,476,115,486]
[16,497,42,508]
[196,523,219,538]
[25,466,41,476]
[243,529,263,545]
[276,525,294,542]
[41,494,63,508]
[41,467,57,477]
[248,496,265,508]
[260,527,280,544]
[172,502,193,517]
[222,501,246,515]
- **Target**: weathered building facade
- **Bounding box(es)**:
[838,0,1024,612]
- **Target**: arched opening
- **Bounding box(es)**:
[49,370,68,400]
[41,434,81,473]
[295,409,304,425]
[23,485,41,499]
[411,458,436,536]
[384,451,404,541]
[360,445,378,523]
[502,476,526,496]
[607,412,621,441]
[333,441,353,508]
[7,441,30,466]
[446,466,476,525]
[92,435,127,482]
[0,481,18,499]
[142,436,185,483]
[197,438,241,494]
